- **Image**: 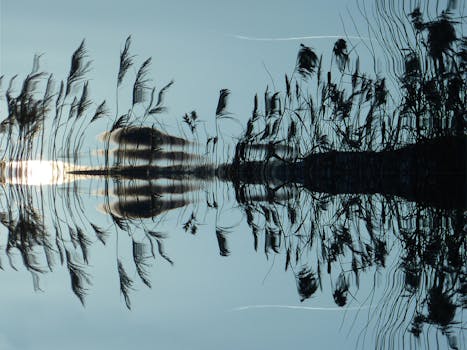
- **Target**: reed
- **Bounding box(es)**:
[231,2,465,171]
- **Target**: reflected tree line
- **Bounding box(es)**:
[0,177,464,348]
[0,0,465,349]
[232,182,465,349]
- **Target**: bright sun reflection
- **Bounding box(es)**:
[0,160,81,186]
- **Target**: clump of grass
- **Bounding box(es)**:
[232,1,465,170]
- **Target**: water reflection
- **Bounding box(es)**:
[0,160,82,185]
[0,163,464,348]
[100,180,198,219]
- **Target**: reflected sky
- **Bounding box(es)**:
[0,171,463,349]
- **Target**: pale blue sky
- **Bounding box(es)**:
[1,0,371,143]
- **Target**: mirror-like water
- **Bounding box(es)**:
[0,162,464,349]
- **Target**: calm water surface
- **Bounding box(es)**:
[0,169,463,349]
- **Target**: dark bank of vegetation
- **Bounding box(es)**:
[225,1,466,208]
[302,136,466,208]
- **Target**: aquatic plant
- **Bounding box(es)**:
[231,2,465,171]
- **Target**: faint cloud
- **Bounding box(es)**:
[229,34,373,41]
